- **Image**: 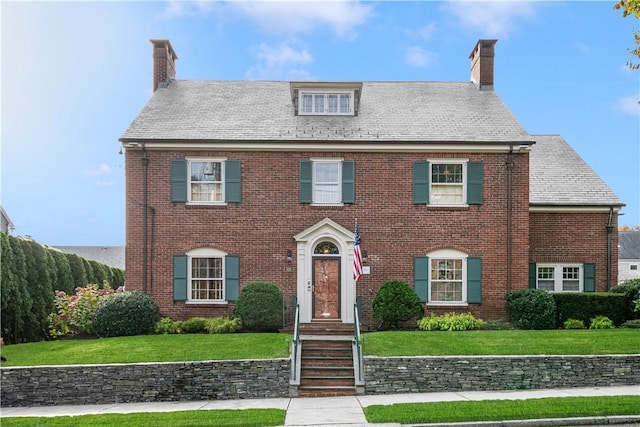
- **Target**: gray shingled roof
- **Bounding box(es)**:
[53,246,125,270]
[619,231,640,259]
[120,80,533,143]
[529,134,623,207]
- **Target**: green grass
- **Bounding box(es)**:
[362,329,640,356]
[0,334,291,367]
[364,395,640,424]
[0,409,285,427]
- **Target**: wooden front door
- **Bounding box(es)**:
[312,258,341,320]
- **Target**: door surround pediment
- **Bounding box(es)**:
[294,217,354,244]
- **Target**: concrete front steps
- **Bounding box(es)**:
[296,321,359,397]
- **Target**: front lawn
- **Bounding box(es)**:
[362,329,640,356]
[364,395,640,424]
[0,334,290,367]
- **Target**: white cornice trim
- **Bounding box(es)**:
[529,206,622,213]
[123,141,530,153]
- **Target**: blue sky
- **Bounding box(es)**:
[1,1,638,246]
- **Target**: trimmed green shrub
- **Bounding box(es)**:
[155,317,182,334]
[563,318,586,329]
[418,312,485,331]
[180,317,209,333]
[205,317,241,334]
[611,279,640,320]
[372,281,424,330]
[505,289,556,330]
[553,293,627,327]
[92,291,160,338]
[233,282,284,332]
[589,315,615,329]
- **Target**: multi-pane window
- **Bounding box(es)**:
[191,256,224,301]
[536,264,583,292]
[431,258,463,302]
[189,160,224,203]
[313,161,341,204]
[431,162,464,204]
[300,92,353,115]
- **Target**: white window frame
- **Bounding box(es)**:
[427,249,468,305]
[536,263,584,292]
[312,158,343,205]
[299,91,354,115]
[187,158,226,205]
[429,160,467,206]
[186,247,227,303]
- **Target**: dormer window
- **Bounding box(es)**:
[300,91,353,115]
[290,82,362,116]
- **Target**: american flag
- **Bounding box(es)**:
[353,224,363,282]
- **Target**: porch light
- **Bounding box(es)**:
[362,250,368,263]
[287,250,292,262]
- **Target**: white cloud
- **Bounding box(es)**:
[407,22,437,41]
[405,46,438,68]
[245,42,313,79]
[157,0,216,19]
[232,1,373,39]
[442,1,536,38]
[87,164,112,177]
[616,95,640,116]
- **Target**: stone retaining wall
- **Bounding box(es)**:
[2,355,639,407]
[0,359,291,407]
[364,355,640,394]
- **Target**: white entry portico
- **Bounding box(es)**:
[293,218,357,323]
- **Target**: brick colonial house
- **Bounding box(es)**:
[120,39,623,325]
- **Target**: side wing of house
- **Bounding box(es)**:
[528,134,624,292]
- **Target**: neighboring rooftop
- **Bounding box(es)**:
[619,231,640,260]
[529,134,624,208]
[53,246,125,270]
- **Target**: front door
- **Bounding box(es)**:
[312,258,341,319]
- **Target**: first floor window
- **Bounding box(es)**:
[431,258,463,302]
[173,250,240,303]
[535,264,583,292]
[191,257,223,301]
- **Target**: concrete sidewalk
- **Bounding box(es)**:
[1,385,638,426]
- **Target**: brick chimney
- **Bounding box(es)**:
[469,39,497,90]
[151,39,178,92]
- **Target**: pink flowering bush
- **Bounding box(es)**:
[48,283,122,338]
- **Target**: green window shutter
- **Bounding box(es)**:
[467,257,482,303]
[171,159,188,202]
[528,263,537,289]
[414,256,429,302]
[467,162,483,205]
[225,160,242,203]
[413,161,430,204]
[341,160,355,204]
[225,255,240,302]
[299,160,313,203]
[584,263,596,292]
[173,255,188,301]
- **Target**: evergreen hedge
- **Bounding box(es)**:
[0,233,125,343]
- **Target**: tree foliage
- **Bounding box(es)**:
[615,0,640,70]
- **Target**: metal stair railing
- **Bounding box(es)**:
[352,301,365,386]
[290,303,301,385]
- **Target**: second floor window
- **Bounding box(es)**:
[299,159,355,205]
[190,160,223,202]
[171,158,241,204]
[413,160,483,206]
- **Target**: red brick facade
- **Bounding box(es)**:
[125,148,538,323]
